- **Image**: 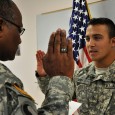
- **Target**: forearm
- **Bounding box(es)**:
[36,75,50,94]
[38,76,74,115]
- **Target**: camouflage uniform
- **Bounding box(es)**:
[37,76,74,115]
[37,61,115,115]
[0,62,38,115]
[0,62,74,115]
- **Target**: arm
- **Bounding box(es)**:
[37,76,74,115]
[36,50,50,94]
[36,74,50,94]
[37,29,74,114]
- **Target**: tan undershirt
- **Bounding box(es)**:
[95,67,108,75]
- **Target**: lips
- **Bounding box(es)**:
[89,50,98,53]
[88,50,98,56]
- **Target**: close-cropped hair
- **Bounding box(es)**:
[88,17,115,38]
[0,0,15,22]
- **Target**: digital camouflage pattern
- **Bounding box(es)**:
[37,75,50,94]
[38,61,115,115]
[37,76,74,115]
[0,62,74,115]
[74,61,115,115]
[0,63,38,115]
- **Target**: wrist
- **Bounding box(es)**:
[35,71,47,77]
[35,71,40,78]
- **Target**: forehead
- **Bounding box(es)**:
[86,24,109,36]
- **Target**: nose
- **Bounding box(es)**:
[87,39,95,47]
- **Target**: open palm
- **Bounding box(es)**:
[36,50,46,77]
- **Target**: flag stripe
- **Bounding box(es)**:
[77,59,83,68]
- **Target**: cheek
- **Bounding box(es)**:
[11,33,21,45]
[98,43,112,57]
[86,42,89,50]
[99,41,111,50]
[6,37,19,53]
[8,28,21,45]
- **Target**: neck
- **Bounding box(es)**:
[94,58,115,68]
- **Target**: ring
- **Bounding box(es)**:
[60,47,67,53]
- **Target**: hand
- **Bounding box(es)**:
[43,29,74,78]
[36,50,47,77]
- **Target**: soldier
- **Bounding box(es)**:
[36,18,115,115]
[0,0,71,114]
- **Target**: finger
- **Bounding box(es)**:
[60,29,67,54]
[67,38,73,58]
[47,32,55,54]
[39,51,45,59]
[36,50,45,61]
[54,29,61,54]
[36,50,42,62]
[42,51,45,57]
[60,29,67,48]
[36,50,41,60]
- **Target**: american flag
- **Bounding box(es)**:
[68,0,92,68]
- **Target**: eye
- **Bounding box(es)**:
[93,35,102,41]
[85,36,90,42]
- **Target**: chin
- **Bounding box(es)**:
[6,55,15,61]
[0,52,15,61]
[9,56,15,60]
[91,57,101,62]
[1,57,15,61]
[90,57,97,61]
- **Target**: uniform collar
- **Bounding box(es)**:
[89,60,115,82]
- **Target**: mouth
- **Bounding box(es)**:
[89,50,98,55]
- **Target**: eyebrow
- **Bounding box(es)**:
[85,34,103,37]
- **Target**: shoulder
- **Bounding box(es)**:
[72,62,96,90]
[75,62,94,75]
[109,60,115,70]
[0,62,23,88]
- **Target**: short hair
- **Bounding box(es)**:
[0,0,15,22]
[88,17,115,38]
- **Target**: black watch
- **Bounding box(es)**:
[35,71,39,77]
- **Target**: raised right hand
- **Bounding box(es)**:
[36,50,47,77]
[43,29,74,79]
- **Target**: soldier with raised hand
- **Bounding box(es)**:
[36,18,115,115]
[37,29,74,114]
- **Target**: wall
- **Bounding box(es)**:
[1,0,111,108]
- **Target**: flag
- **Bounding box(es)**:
[68,0,92,68]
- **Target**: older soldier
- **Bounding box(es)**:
[0,0,72,114]
[36,18,115,115]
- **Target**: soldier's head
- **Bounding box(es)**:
[85,17,115,65]
[87,18,115,38]
[0,0,25,61]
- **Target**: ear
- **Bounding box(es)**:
[111,37,115,47]
[0,18,4,31]
[0,18,4,39]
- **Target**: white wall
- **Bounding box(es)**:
[2,0,109,108]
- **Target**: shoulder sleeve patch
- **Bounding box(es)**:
[13,84,35,102]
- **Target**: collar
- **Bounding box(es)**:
[89,61,115,82]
